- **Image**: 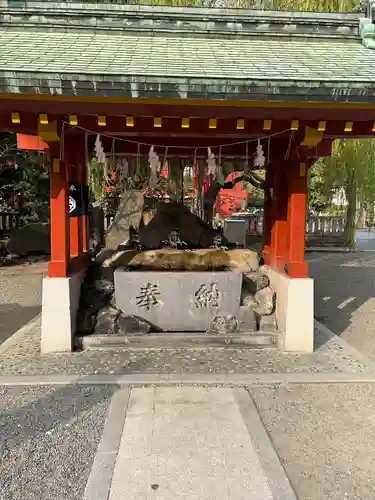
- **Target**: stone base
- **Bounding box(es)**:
[267,267,314,353]
[41,270,85,353]
[114,270,243,332]
[76,331,277,350]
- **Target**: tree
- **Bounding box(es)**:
[308,159,334,214]
[317,140,375,247]
[81,0,359,9]
[0,133,50,223]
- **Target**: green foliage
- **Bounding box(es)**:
[76,0,359,10]
[0,134,50,224]
[308,159,333,213]
[88,157,153,212]
[267,0,357,11]
[311,140,375,247]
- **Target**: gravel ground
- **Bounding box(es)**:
[309,251,375,360]
[250,383,375,500]
[0,261,47,345]
[0,384,116,500]
[0,316,372,376]
[0,252,374,376]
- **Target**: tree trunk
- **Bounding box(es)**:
[356,196,366,229]
[344,177,357,249]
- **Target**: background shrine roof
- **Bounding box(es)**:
[0,2,374,104]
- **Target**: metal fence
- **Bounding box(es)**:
[0,212,20,239]
[103,212,346,235]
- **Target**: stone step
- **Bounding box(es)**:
[76,332,278,350]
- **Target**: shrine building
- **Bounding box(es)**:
[1,1,375,353]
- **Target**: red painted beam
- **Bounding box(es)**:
[2,96,375,122]
[2,110,375,140]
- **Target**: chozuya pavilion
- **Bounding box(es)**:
[1,0,375,354]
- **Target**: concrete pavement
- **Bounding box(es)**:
[92,387,296,500]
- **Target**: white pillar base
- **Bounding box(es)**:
[268,267,314,353]
[41,270,85,354]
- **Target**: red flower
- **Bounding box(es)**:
[105,186,112,193]
[111,171,117,181]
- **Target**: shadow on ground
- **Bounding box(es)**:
[0,383,118,500]
[309,251,375,347]
[0,304,41,346]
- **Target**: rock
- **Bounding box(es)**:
[128,248,259,272]
[117,312,151,335]
[76,306,97,334]
[208,313,239,345]
[254,286,276,316]
[243,271,269,294]
[100,249,140,270]
[93,306,151,336]
[138,202,222,249]
[237,306,257,332]
[259,264,271,277]
[92,279,115,296]
[105,190,144,250]
[242,292,257,309]
[89,205,106,251]
[76,258,116,335]
[6,222,50,256]
[95,248,118,266]
[94,306,119,335]
[225,249,260,272]
[258,313,278,332]
[208,313,239,335]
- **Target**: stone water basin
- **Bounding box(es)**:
[114,269,243,332]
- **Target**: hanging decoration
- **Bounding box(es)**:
[119,157,129,177]
[202,167,211,194]
[160,161,169,178]
[94,134,106,165]
[217,146,224,185]
[66,120,292,166]
[253,139,265,169]
[135,143,141,182]
[207,147,217,178]
[148,146,160,189]
[110,138,116,174]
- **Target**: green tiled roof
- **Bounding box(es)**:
[0,4,374,103]
[0,30,375,82]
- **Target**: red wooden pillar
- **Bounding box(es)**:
[48,143,70,278]
[68,163,82,259]
[262,163,273,266]
[287,161,309,278]
[81,157,88,254]
[269,157,289,272]
[65,135,88,261]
